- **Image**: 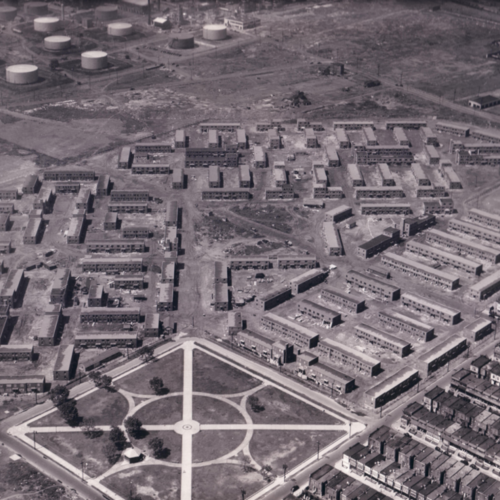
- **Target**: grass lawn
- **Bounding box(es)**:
[250,430,345,472]
[30,389,129,427]
[114,348,184,395]
[28,431,112,478]
[192,430,246,463]
[134,395,183,425]
[102,465,181,500]
[192,395,245,425]
[192,463,267,500]
[129,431,182,463]
[247,386,342,425]
[192,349,261,395]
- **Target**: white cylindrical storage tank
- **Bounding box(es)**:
[44,35,71,51]
[203,24,227,41]
[34,17,61,32]
[81,51,108,70]
[95,5,118,20]
[25,2,48,16]
[107,22,132,36]
[6,64,38,85]
[0,6,17,21]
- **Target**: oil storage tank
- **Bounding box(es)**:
[24,2,48,15]
[81,51,108,70]
[95,5,118,21]
[34,17,61,32]
[107,22,133,36]
[203,24,227,41]
[44,35,71,51]
[0,6,17,21]
[169,33,194,49]
[6,64,38,84]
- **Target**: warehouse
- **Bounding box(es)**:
[255,286,292,311]
[229,257,270,270]
[172,168,183,189]
[469,270,500,301]
[347,163,365,186]
[469,208,500,232]
[234,329,293,365]
[436,121,470,137]
[122,226,150,239]
[53,344,76,381]
[132,163,169,175]
[378,310,434,342]
[254,146,267,168]
[379,163,395,186]
[290,268,328,295]
[405,240,482,276]
[364,127,378,146]
[468,95,500,110]
[83,348,122,371]
[411,163,431,186]
[327,145,340,166]
[356,228,400,259]
[202,189,251,201]
[44,170,95,181]
[313,185,343,199]
[0,376,45,394]
[96,175,110,197]
[424,145,440,165]
[416,185,447,198]
[88,284,105,307]
[87,240,145,253]
[81,257,143,273]
[346,270,401,301]
[200,122,241,132]
[355,186,406,199]
[0,270,24,307]
[75,333,138,349]
[325,205,352,223]
[322,223,344,256]
[425,229,500,264]
[157,283,174,311]
[393,127,410,146]
[355,145,413,165]
[442,167,462,190]
[419,336,468,376]
[381,252,460,291]
[33,187,54,213]
[421,127,438,146]
[386,119,427,130]
[110,190,149,202]
[366,368,420,408]
[305,128,318,148]
[401,293,461,324]
[449,219,500,246]
[354,324,411,357]
[37,313,61,346]
[108,202,148,213]
[135,142,172,154]
[0,345,34,362]
[276,256,317,269]
[466,318,494,342]
[361,203,412,215]
[336,128,350,149]
[239,164,251,188]
[401,215,436,237]
[23,175,40,195]
[113,275,144,289]
[104,212,118,230]
[297,299,341,328]
[318,337,381,376]
[260,313,319,349]
[50,269,70,305]
[321,287,365,313]
[23,218,42,245]
[81,307,141,324]
[118,146,132,168]
[333,121,374,130]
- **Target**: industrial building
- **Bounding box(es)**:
[81,257,143,273]
[185,148,239,168]
[75,333,138,349]
[381,252,460,291]
[321,287,365,313]
[260,313,319,349]
[366,368,420,408]
[401,293,461,325]
[469,208,500,232]
[355,145,413,165]
[469,270,500,301]
[468,95,500,110]
[321,222,344,256]
[405,240,482,276]
[202,189,251,201]
[290,268,327,295]
[157,283,174,311]
[347,163,365,186]
[325,205,352,223]
[81,307,141,324]
[297,299,341,328]
[50,269,70,305]
[346,270,401,301]
[449,219,500,246]
[378,310,434,343]
[356,228,400,259]
[360,203,412,215]
[354,186,406,199]
[425,229,500,264]
[233,329,293,366]
[411,163,431,186]
[418,336,468,376]
[401,215,436,237]
[318,337,381,376]
[355,323,411,357]
[255,286,292,311]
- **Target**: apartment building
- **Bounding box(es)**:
[0,345,34,362]
[366,368,420,408]
[411,163,431,186]
[37,313,61,346]
[122,226,150,239]
[135,142,172,154]
[442,167,462,190]
[469,208,500,232]
[436,121,470,137]
[347,163,365,186]
[239,164,251,188]
[213,283,229,311]
[108,202,148,214]
[356,228,400,259]
[421,127,438,146]
[325,205,352,223]
[229,257,270,270]
[313,185,344,199]
[88,284,105,307]
[378,310,434,342]
[322,222,344,256]
[86,240,145,253]
[113,275,144,289]
[50,269,71,305]
[0,214,10,232]
[200,122,241,132]
[171,168,184,190]
[290,268,327,295]
[118,146,132,168]
[466,318,494,342]
[419,336,468,376]
[327,145,340,166]
[336,128,350,149]
[305,128,318,148]
[255,286,292,311]
[132,163,169,175]
[401,293,461,325]
[355,145,413,165]
[424,145,440,165]
[33,187,55,213]
[43,170,95,181]
[81,307,141,324]
[333,120,374,130]
[401,215,436,237]
[268,128,281,149]
[355,323,411,357]
[297,299,341,328]
[75,333,138,349]
[81,257,143,273]
[96,175,111,197]
[22,175,40,194]
[416,185,447,198]
[386,119,426,130]
[379,163,395,186]
[469,270,500,301]
[354,186,406,199]
[157,283,174,311]
[23,218,42,245]
[53,344,76,381]
[104,212,118,231]
[276,255,317,269]
[449,219,500,246]
[254,146,267,168]
[175,129,186,148]
[423,198,454,215]
[364,127,378,146]
[321,287,365,313]
[393,127,410,146]
[346,270,401,301]
[0,376,45,394]
[361,203,412,216]
[260,313,319,349]
[202,189,251,200]
[233,329,293,366]
[0,270,24,307]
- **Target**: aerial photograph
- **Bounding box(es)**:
[5,0,500,499]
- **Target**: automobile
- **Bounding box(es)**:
[291,485,300,493]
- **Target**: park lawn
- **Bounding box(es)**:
[102,465,181,500]
[192,464,267,500]
[250,430,345,472]
[28,431,112,478]
[129,431,182,463]
[192,395,245,425]
[247,386,342,425]
[192,430,246,463]
[114,348,184,395]
[30,389,129,427]
[192,349,261,395]
[134,395,183,425]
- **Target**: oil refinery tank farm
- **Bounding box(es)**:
[6,64,38,85]
[81,51,108,70]
[203,24,227,41]
[95,5,118,20]
[169,33,195,49]
[0,6,17,21]
[34,17,61,32]
[107,22,133,36]
[24,2,48,16]
[44,36,71,51]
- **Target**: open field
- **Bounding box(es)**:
[134,396,183,425]
[192,395,246,425]
[192,430,247,463]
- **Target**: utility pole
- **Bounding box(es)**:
[81,460,85,481]
[317,440,320,460]
[148,0,151,26]
[33,431,37,449]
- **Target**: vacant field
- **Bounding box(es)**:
[247,386,342,426]
[134,395,183,425]
[192,349,261,394]
[115,348,184,395]
[192,395,245,425]
[192,430,246,463]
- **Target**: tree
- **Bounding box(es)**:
[82,417,100,439]
[100,375,113,390]
[48,385,69,406]
[89,371,113,390]
[283,463,288,480]
[148,437,164,459]
[248,395,264,413]
[149,377,164,396]
[103,442,121,465]
[140,345,154,362]
[88,371,103,386]
[59,400,79,426]
[109,425,127,450]
[124,416,143,439]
